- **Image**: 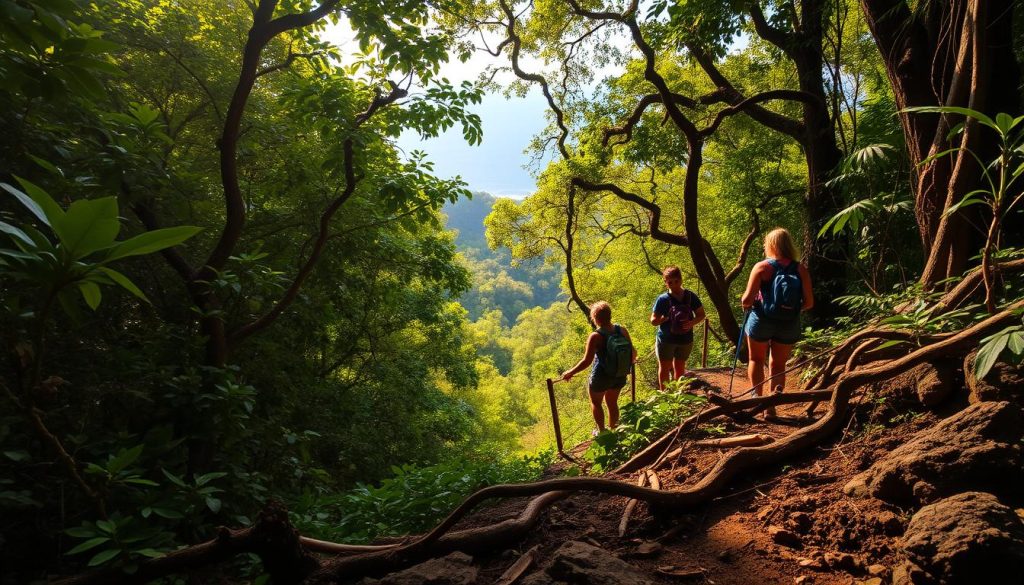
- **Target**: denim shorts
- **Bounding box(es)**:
[745,311,802,345]
[656,338,694,362]
[588,367,627,393]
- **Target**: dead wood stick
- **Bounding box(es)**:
[618,473,649,536]
[693,434,773,448]
[494,544,540,585]
[646,468,661,490]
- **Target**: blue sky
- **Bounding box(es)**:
[397,90,550,200]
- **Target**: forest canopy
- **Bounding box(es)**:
[1,0,1023,583]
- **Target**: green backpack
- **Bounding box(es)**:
[599,325,633,378]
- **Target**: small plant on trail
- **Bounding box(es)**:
[584,385,706,472]
[973,307,1024,380]
[290,450,554,544]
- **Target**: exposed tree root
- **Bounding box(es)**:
[54,501,318,585]
[57,300,1024,585]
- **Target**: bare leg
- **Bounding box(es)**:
[604,389,621,428]
[589,390,606,430]
[768,341,793,394]
[657,359,673,390]
[672,356,687,380]
[747,338,773,416]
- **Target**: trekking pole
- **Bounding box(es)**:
[630,362,636,403]
[727,310,752,398]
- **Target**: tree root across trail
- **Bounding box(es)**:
[56,300,1024,585]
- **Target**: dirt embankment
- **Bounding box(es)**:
[357,360,1024,585]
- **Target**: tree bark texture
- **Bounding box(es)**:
[860,0,1021,287]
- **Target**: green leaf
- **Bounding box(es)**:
[874,339,907,351]
[27,155,63,177]
[95,519,116,534]
[195,471,227,487]
[134,548,165,559]
[78,281,102,310]
[106,444,143,475]
[67,537,110,555]
[151,507,184,519]
[65,526,96,538]
[122,478,158,487]
[974,331,1011,380]
[54,197,120,258]
[96,267,149,302]
[161,468,188,488]
[103,226,202,263]
[2,182,53,228]
[88,548,121,566]
[3,450,30,462]
[14,177,67,225]
[943,189,990,217]
[0,220,36,248]
[995,112,1017,135]
[903,106,998,132]
[1007,330,1024,354]
[205,497,222,513]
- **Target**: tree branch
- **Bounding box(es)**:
[571,178,688,246]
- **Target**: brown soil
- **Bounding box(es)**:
[439,367,938,585]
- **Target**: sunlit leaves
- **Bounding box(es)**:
[0,179,200,312]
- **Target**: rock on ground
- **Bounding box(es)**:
[911,361,956,407]
[357,552,478,585]
[894,492,1024,585]
[965,350,1024,404]
[519,541,657,585]
[844,401,1023,506]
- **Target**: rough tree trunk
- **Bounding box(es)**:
[860,0,1021,288]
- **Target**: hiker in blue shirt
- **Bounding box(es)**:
[650,266,706,390]
[561,301,637,433]
[740,228,814,417]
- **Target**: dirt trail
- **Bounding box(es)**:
[452,369,924,585]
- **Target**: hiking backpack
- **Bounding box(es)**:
[667,291,695,335]
[599,325,633,378]
[760,259,803,319]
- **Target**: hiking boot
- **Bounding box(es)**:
[772,384,784,394]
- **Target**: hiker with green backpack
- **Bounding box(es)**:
[740,228,814,418]
[560,301,637,433]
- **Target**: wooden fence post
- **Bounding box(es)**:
[545,378,564,455]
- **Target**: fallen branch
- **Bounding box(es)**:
[618,472,649,537]
[494,544,540,585]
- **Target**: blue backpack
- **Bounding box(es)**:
[760,260,802,319]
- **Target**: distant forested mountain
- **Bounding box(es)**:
[443,192,561,326]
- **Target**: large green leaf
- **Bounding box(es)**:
[1,182,53,227]
[78,281,102,310]
[974,328,1012,380]
[14,176,66,225]
[103,226,201,263]
[54,197,120,258]
[97,267,149,302]
[66,536,110,555]
[904,106,998,133]
[87,548,121,567]
[0,220,35,249]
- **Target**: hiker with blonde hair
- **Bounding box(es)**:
[561,301,637,433]
[740,228,814,417]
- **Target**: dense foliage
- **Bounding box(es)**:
[2,0,1022,583]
